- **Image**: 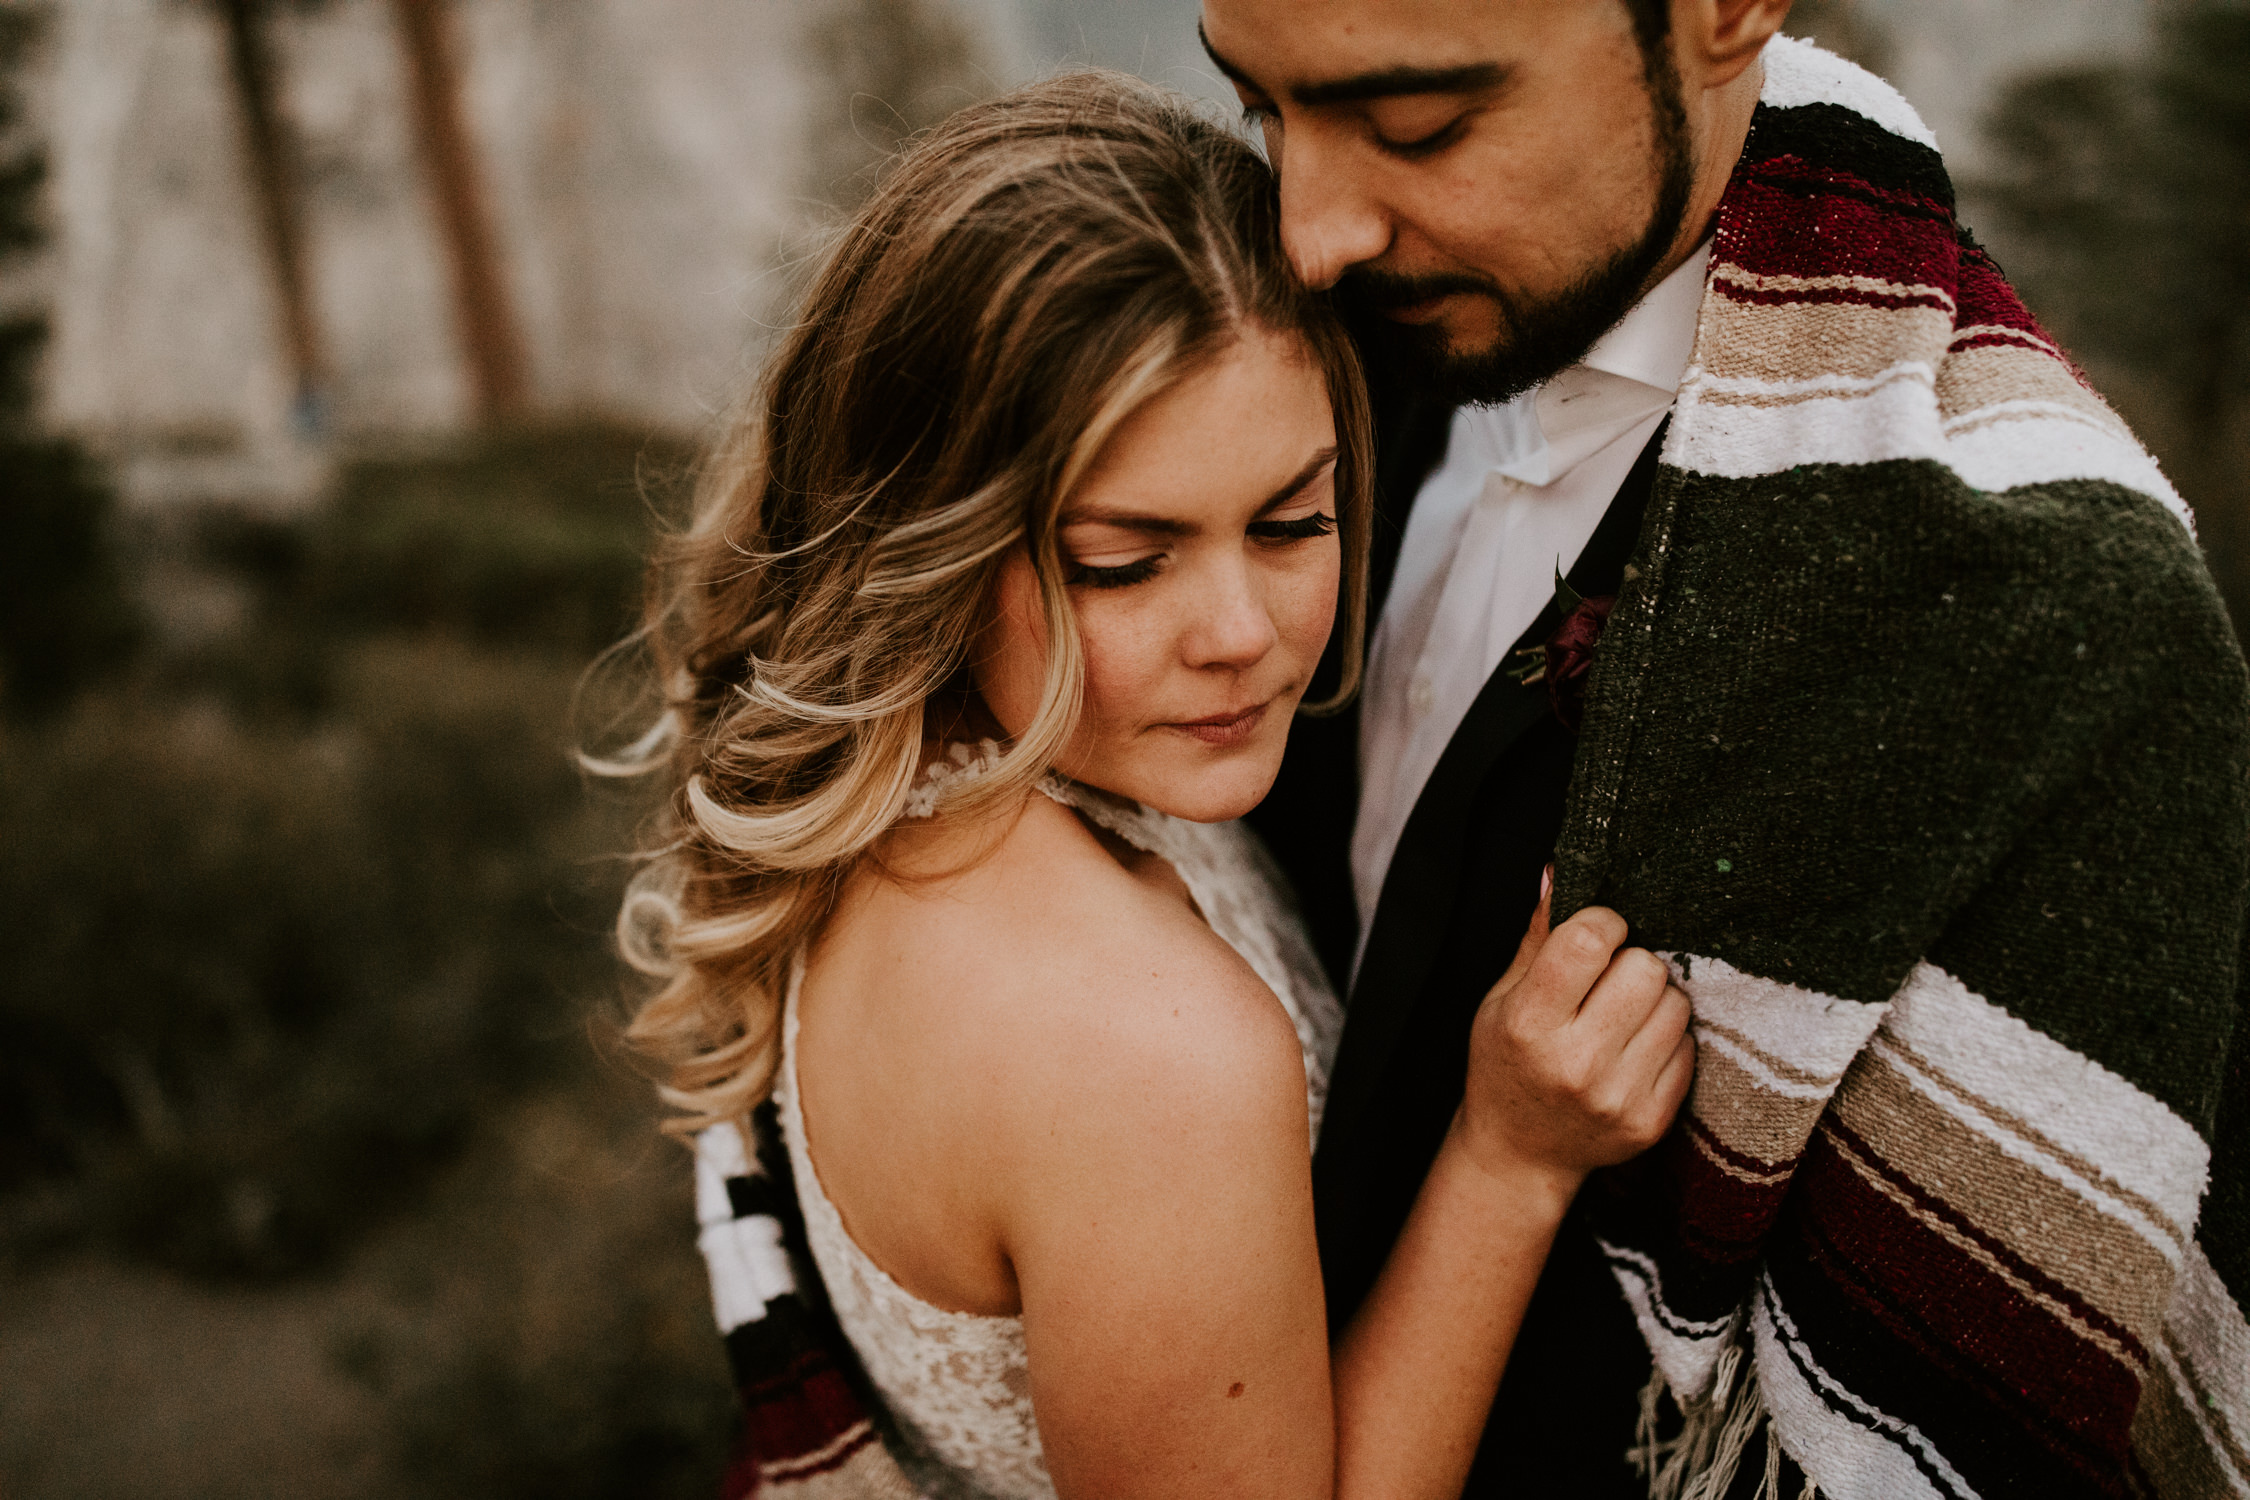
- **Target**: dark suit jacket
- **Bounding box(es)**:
[1247,366,1666,1497]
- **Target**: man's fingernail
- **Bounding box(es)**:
[1541,865,1553,901]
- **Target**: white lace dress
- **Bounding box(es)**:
[773,745,1344,1500]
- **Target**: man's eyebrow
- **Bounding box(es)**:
[1199,23,1257,90]
[1293,63,1506,108]
[1198,26,1505,109]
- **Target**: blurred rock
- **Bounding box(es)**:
[20,0,1013,511]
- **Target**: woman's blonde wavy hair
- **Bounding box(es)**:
[604,71,1373,1136]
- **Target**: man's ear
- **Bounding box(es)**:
[1682,0,1794,89]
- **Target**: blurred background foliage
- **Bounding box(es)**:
[3,1,2247,1497]
[1982,0,2250,626]
[0,423,738,1495]
[0,5,739,1489]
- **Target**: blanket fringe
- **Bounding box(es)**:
[1628,1322,1790,1500]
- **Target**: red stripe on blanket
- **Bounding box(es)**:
[1955,243,2103,389]
[1793,1124,2146,1470]
[723,1443,760,1500]
[1713,279,1954,314]
[1741,155,1956,223]
[1955,244,2046,336]
[739,1351,873,1468]
[1949,330,2055,355]
[1672,1120,1797,1264]
[1719,174,1958,290]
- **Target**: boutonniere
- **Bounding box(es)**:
[1505,567,1617,732]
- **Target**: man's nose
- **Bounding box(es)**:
[1276,128,1389,291]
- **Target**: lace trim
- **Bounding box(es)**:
[901,739,1005,819]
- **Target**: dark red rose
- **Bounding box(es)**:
[1545,594,1615,732]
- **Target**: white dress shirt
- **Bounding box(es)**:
[1350,243,1712,981]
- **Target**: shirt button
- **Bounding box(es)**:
[1408,677,1436,717]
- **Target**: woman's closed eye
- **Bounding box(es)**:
[1248,512,1336,545]
[1068,552,1166,590]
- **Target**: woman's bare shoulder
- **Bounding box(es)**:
[797,789,1310,1314]
[824,789,1305,1151]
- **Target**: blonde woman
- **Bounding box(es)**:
[612,73,1692,1500]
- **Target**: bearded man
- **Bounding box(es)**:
[1209,1,2250,1496]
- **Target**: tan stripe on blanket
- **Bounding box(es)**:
[1696,292,1953,384]
[1835,1047,2175,1343]
[1937,342,2131,435]
[1819,1118,2144,1374]
[1713,263,1957,313]
[1688,1032,1841,1167]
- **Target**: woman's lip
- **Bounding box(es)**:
[1164,703,1267,747]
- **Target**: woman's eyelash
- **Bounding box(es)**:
[1249,512,1337,543]
[1067,513,1333,586]
[1068,556,1164,590]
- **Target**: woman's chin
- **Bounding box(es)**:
[1124,741,1285,824]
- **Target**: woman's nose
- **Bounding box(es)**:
[1184,560,1280,670]
[1277,126,1390,291]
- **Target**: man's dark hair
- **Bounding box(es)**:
[1622,0,1673,59]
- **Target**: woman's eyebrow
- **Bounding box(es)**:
[1255,446,1340,513]
[1057,509,1193,536]
[1059,446,1339,532]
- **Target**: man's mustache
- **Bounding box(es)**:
[1336,266,1506,314]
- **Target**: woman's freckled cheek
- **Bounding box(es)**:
[1075,598,1172,741]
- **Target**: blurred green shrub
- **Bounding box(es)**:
[0,5,141,718]
[331,1093,737,1500]
[0,638,632,1276]
[0,425,688,1280]
[0,420,742,1492]
[305,425,684,655]
[0,432,140,717]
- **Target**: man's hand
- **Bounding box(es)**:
[1454,874,1695,1192]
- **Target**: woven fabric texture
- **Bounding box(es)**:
[1556,37,2250,1500]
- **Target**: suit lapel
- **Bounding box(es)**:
[1315,420,1669,1159]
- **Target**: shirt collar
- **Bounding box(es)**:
[1473,239,1712,488]
[1580,238,1711,394]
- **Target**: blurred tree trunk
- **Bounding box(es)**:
[215,0,326,427]
[392,0,528,425]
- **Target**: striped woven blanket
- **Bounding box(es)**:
[1562,38,2250,1500]
[693,1109,918,1498]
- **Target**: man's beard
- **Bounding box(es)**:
[1335,53,1697,409]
